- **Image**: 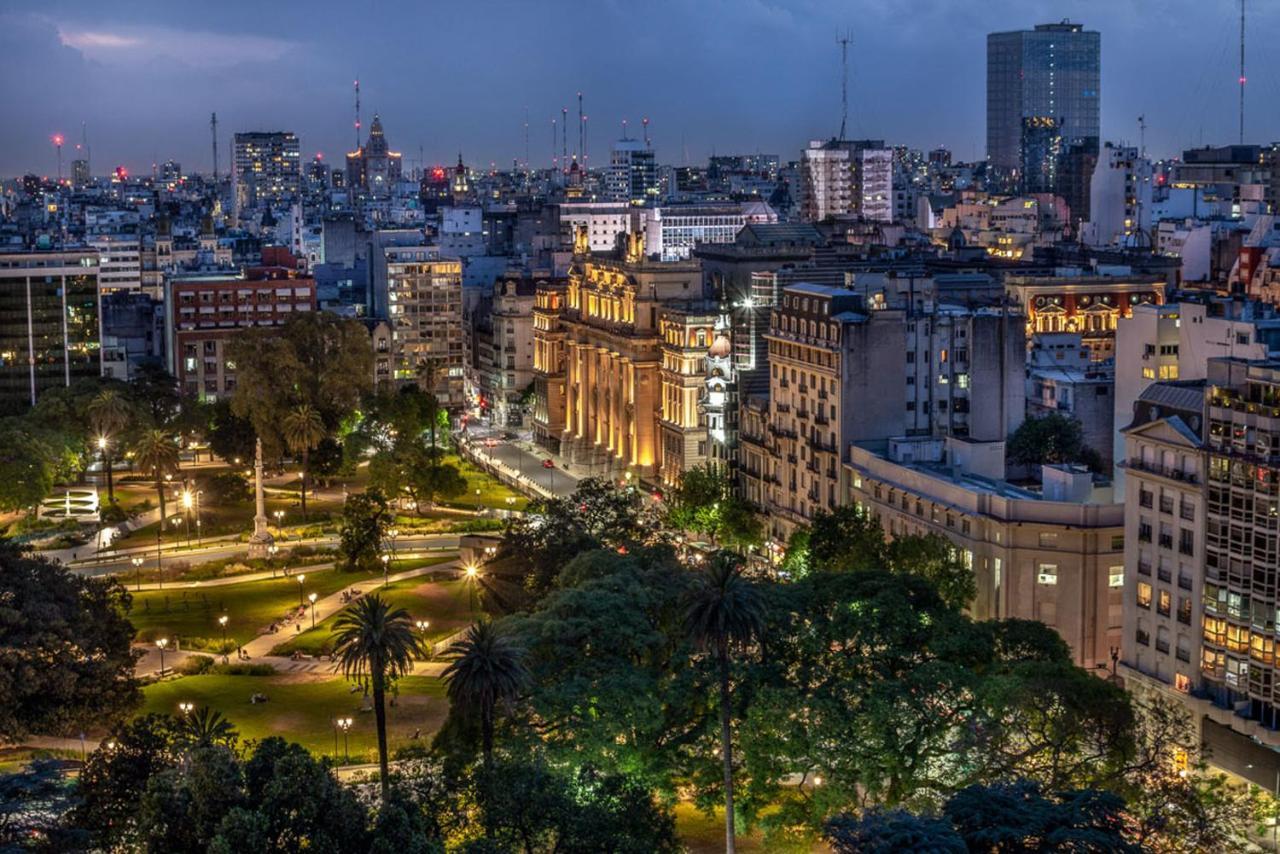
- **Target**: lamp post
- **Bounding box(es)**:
[387,527,399,563]
[178,701,193,716]
[381,553,390,588]
[296,574,306,607]
[155,525,164,590]
[97,435,112,504]
[182,488,193,547]
[336,716,353,762]
[415,619,430,659]
[218,614,229,655]
[155,638,168,676]
[308,592,318,628]
[464,562,480,611]
[131,556,144,591]
[273,509,284,533]
[267,543,279,577]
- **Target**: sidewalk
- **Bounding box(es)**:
[240,559,460,658]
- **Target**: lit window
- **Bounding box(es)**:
[1109,566,1124,588]
[1037,563,1059,585]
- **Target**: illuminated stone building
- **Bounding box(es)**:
[1004,274,1166,360]
[531,278,568,451]
[657,305,719,485]
[551,227,703,477]
[346,114,403,199]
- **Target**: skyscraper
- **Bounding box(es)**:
[605,138,658,206]
[987,22,1100,177]
[232,131,301,218]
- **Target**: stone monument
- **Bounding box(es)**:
[247,437,275,558]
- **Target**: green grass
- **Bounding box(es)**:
[270,568,473,657]
[140,673,448,762]
[440,454,529,511]
[126,566,384,649]
[0,746,81,775]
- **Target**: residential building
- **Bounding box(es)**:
[799,139,894,223]
[1027,332,1115,470]
[232,131,301,219]
[470,273,546,427]
[0,249,101,408]
[848,439,1123,669]
[165,266,317,401]
[531,278,569,451]
[758,281,1025,539]
[89,234,142,294]
[1085,143,1154,247]
[657,305,720,485]
[379,245,464,406]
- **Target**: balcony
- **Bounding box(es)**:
[1126,458,1199,484]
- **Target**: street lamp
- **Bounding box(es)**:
[415,619,430,658]
[381,553,390,588]
[178,701,193,716]
[463,562,481,610]
[267,543,279,577]
[296,574,306,606]
[131,556,144,591]
[155,638,169,676]
[308,592,318,628]
[217,615,229,655]
[273,509,284,532]
[335,716,353,761]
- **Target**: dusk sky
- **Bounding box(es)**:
[3,0,1278,177]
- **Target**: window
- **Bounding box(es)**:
[1037,563,1059,585]
[1109,566,1124,588]
[1157,590,1172,617]
[1175,673,1191,693]
[1136,582,1153,608]
[1142,367,1155,379]
[1178,596,1192,624]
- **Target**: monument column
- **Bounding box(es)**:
[247,437,275,557]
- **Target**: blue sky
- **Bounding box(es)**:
[3,0,1278,176]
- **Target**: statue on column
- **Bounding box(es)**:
[247,437,274,557]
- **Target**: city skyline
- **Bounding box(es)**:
[3,0,1279,177]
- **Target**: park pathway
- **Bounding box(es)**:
[238,559,461,659]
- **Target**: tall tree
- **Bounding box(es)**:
[228,312,373,459]
[442,620,529,770]
[0,420,57,513]
[132,428,180,521]
[685,552,765,854]
[0,547,139,742]
[87,388,133,504]
[331,595,424,799]
[281,403,325,519]
[337,489,392,572]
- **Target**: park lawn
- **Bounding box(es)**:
[126,567,384,650]
[441,454,529,511]
[140,673,448,763]
[271,571,473,657]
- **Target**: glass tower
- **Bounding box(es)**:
[987,22,1101,174]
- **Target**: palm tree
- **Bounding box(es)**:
[87,389,132,504]
[175,706,238,750]
[282,403,326,519]
[685,552,765,854]
[442,620,528,770]
[132,428,180,521]
[331,594,423,799]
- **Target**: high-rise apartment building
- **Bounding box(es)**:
[232,131,301,218]
[987,23,1100,179]
[799,139,893,223]
[0,250,101,408]
[378,246,464,407]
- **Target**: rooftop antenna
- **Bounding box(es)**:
[643,117,650,148]
[1239,0,1246,144]
[561,106,568,174]
[210,112,219,180]
[837,29,851,140]
[577,92,584,163]
[524,106,530,171]
[551,117,558,173]
[1137,116,1147,158]
[354,78,362,151]
[622,118,628,140]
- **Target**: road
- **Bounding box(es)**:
[458,426,581,498]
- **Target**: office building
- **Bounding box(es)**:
[0,250,100,408]
[848,441,1123,670]
[469,273,547,427]
[606,138,658,205]
[89,235,142,294]
[987,23,1101,178]
[232,131,301,218]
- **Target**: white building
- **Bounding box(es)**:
[1085,143,1152,247]
[89,234,142,294]
[641,201,777,261]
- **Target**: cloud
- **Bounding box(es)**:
[58,24,298,69]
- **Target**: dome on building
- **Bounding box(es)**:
[708,334,732,358]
